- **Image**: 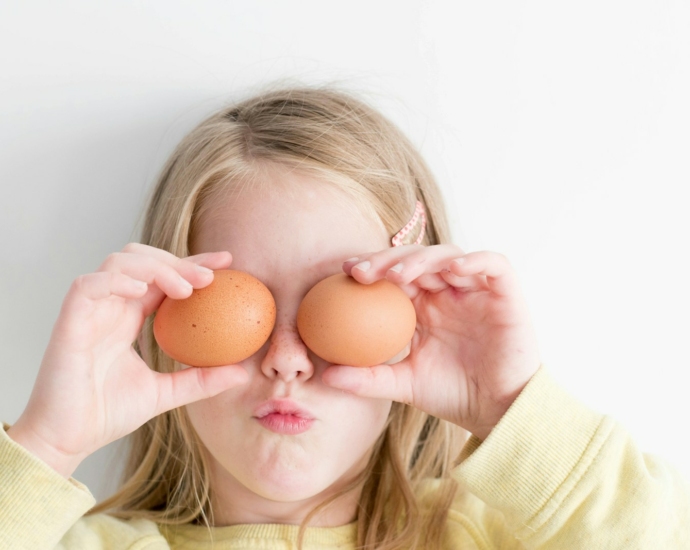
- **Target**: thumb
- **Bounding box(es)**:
[321,363,413,404]
[153,364,249,414]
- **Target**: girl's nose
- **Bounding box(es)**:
[260,323,314,382]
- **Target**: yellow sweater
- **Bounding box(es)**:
[1,366,689,549]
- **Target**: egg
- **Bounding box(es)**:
[153,269,276,367]
[297,273,416,367]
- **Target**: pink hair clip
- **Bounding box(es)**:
[391,200,426,247]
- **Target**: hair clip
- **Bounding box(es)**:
[391,200,426,247]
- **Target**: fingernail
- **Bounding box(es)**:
[353,261,371,272]
[344,257,359,264]
[179,275,193,290]
[194,264,214,274]
[452,258,466,267]
[389,262,404,273]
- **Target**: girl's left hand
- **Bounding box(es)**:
[321,244,542,440]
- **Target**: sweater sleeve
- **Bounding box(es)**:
[0,421,98,548]
[451,365,690,549]
[0,422,172,550]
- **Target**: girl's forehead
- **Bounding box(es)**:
[191,178,389,286]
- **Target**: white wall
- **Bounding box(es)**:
[1,0,688,500]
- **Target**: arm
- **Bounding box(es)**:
[0,422,96,548]
[1,422,169,549]
[1,245,244,548]
[321,247,689,546]
[453,366,690,548]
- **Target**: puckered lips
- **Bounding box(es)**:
[253,399,315,435]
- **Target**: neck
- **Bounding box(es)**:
[206,461,365,527]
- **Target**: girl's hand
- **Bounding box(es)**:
[7,243,247,478]
[322,245,542,440]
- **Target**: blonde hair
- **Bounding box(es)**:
[87,83,469,549]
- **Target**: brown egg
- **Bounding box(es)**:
[297,273,416,367]
[153,270,276,367]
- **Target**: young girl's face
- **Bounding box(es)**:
[185,166,394,525]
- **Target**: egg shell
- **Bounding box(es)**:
[296,273,416,367]
[153,269,276,367]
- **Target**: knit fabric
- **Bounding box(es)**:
[2,365,688,549]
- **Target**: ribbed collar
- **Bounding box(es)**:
[158,521,358,548]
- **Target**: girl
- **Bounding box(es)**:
[1,85,688,549]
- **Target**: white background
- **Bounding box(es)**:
[1,1,688,500]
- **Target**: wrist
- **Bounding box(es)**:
[470,424,495,442]
[466,383,532,441]
[6,422,85,479]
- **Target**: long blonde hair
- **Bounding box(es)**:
[87,83,468,549]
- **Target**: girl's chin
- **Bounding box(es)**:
[242,469,337,503]
[219,459,357,505]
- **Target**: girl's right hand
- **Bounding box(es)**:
[6,243,247,478]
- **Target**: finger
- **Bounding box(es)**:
[383,245,472,286]
[101,242,185,271]
[104,244,232,289]
[69,272,147,301]
[394,281,422,301]
[101,253,197,303]
[382,273,451,300]
[449,251,521,297]
[321,363,414,404]
[400,271,486,299]
[122,243,232,269]
[153,364,249,414]
[59,273,151,342]
[341,252,380,270]
[185,250,233,270]
[117,242,230,269]
[411,272,450,292]
[439,270,489,292]
[346,244,467,286]
[139,251,232,316]
[342,244,429,280]
[101,251,210,286]
[99,251,229,316]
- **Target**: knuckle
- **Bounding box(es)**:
[102,252,122,268]
[177,256,195,271]
[71,273,88,292]
[496,251,510,263]
[412,254,427,267]
[121,242,144,254]
[70,272,97,294]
